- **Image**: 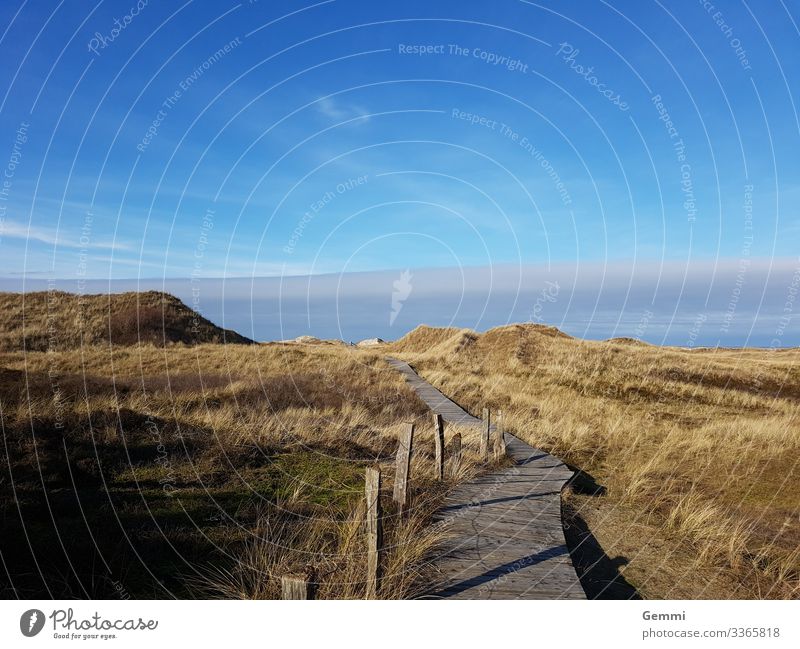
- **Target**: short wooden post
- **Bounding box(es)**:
[393,423,414,513]
[480,407,491,459]
[494,409,507,458]
[450,432,462,477]
[433,413,444,480]
[365,466,382,599]
[281,572,314,599]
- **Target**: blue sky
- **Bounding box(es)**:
[0,1,798,344]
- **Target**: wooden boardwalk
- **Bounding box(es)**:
[386,357,585,600]
[385,357,484,427]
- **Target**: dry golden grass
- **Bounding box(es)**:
[387,323,800,599]
[0,335,495,599]
[190,494,451,600]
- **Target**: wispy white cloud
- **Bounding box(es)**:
[315,97,370,123]
[0,219,131,251]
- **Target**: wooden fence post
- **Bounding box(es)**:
[450,432,462,478]
[365,466,382,599]
[480,407,491,459]
[433,413,444,480]
[281,572,314,599]
[494,409,507,458]
[392,423,414,513]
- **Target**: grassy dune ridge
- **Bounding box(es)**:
[387,324,800,598]
[0,290,253,351]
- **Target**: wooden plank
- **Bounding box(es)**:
[365,466,382,599]
[450,432,462,478]
[392,423,414,513]
[281,572,314,599]
[493,409,507,458]
[480,407,490,459]
[433,413,444,480]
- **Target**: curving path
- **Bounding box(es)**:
[386,357,585,599]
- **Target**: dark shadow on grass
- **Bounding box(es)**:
[562,499,640,599]
[565,464,607,496]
